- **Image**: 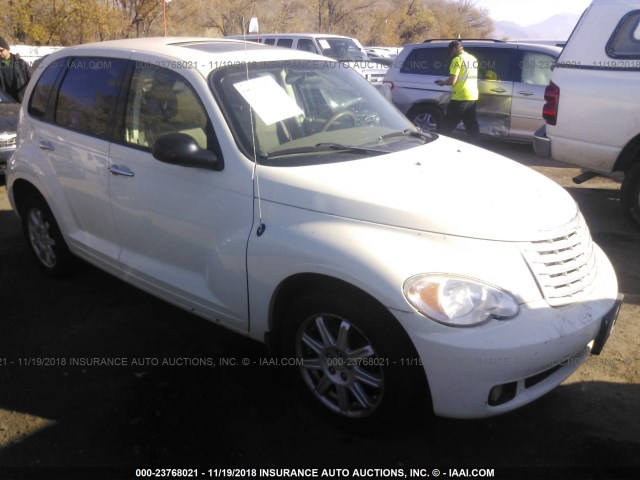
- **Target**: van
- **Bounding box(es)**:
[534,0,640,227]
[384,40,562,140]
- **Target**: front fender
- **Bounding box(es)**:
[245,201,541,340]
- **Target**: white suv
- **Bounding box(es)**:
[534,0,640,227]
[7,37,620,423]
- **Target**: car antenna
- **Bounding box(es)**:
[243,15,266,237]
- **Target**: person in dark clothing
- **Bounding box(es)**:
[0,37,33,102]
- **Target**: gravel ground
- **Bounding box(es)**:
[0,140,639,480]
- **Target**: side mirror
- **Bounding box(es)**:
[152,133,224,171]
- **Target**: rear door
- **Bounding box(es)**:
[27,57,129,267]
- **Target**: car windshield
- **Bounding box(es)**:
[316,37,369,62]
[210,60,433,165]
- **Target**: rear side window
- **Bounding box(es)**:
[399,47,449,75]
[520,51,556,86]
[607,10,640,58]
[276,39,294,48]
[263,38,276,45]
[55,57,129,140]
[28,59,66,118]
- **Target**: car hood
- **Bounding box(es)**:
[258,136,578,241]
[0,104,20,133]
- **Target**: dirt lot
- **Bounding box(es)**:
[0,141,639,480]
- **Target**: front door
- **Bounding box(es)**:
[469,47,515,137]
[108,62,254,330]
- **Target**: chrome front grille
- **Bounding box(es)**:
[0,133,16,148]
[520,214,597,306]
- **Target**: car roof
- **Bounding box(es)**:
[228,33,356,40]
[40,37,329,77]
[403,40,562,55]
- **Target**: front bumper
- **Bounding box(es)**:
[533,124,551,158]
[393,252,620,419]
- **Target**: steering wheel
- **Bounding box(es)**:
[323,111,357,131]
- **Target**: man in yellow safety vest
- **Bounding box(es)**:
[435,40,479,140]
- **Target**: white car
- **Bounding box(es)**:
[7,37,621,423]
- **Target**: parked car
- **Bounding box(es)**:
[7,37,621,424]
[384,39,562,140]
[0,88,20,176]
[364,46,402,66]
[226,33,389,85]
[534,0,640,228]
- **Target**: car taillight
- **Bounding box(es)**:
[542,81,559,126]
[383,80,394,90]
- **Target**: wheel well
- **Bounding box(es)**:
[406,102,443,119]
[267,272,432,412]
[10,179,44,217]
[614,133,640,173]
[268,274,396,353]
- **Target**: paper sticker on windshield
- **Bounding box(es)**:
[233,75,303,125]
[318,39,331,50]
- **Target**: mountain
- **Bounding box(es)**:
[492,13,580,41]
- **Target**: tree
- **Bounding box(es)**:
[0,0,493,47]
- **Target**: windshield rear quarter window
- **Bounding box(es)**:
[28,59,66,119]
[55,58,129,140]
[607,10,640,58]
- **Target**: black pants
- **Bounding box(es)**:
[439,100,480,140]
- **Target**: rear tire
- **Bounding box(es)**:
[621,161,640,229]
[281,288,429,427]
[20,194,75,277]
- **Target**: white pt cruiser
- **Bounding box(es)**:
[6,38,621,423]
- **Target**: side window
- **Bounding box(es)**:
[297,39,318,53]
[470,48,516,82]
[607,10,640,58]
[55,58,129,140]
[520,52,556,86]
[28,59,65,118]
[276,39,294,48]
[263,38,276,45]
[125,64,209,150]
[399,47,449,75]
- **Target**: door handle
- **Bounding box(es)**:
[490,88,507,94]
[38,141,55,151]
[108,165,135,177]
[517,91,534,96]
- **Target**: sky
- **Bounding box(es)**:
[473,0,592,26]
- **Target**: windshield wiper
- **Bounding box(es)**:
[262,142,387,159]
[377,129,435,143]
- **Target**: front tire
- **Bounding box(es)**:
[20,194,74,277]
[408,105,444,133]
[282,288,428,425]
[621,161,640,229]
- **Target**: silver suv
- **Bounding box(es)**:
[384,40,561,141]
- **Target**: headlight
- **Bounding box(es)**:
[403,274,519,327]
